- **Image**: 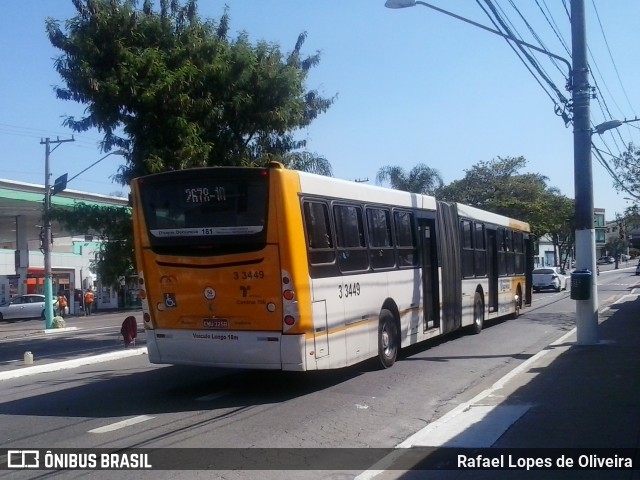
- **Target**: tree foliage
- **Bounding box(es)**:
[375,164,444,195]
[49,203,133,287]
[436,156,573,239]
[612,142,640,201]
[280,151,333,176]
[46,0,335,286]
[46,0,335,185]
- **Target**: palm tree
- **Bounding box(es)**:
[280,151,333,176]
[376,164,443,195]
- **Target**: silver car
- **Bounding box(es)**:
[532,267,568,292]
[0,294,55,321]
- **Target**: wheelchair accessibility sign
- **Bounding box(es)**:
[164,293,176,308]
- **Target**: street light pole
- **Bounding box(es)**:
[41,136,75,329]
[385,0,598,344]
[571,0,598,345]
[41,143,123,329]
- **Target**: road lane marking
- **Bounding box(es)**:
[89,415,155,433]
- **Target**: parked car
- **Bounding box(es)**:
[532,267,568,292]
[597,256,615,265]
[0,294,55,321]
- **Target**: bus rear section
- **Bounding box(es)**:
[131,167,305,370]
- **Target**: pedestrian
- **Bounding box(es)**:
[57,292,68,317]
[120,316,137,347]
[84,287,95,316]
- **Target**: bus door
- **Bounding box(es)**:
[487,229,499,313]
[418,218,439,331]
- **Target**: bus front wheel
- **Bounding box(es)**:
[378,309,398,369]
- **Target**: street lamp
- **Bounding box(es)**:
[384,0,572,75]
[385,0,598,344]
[592,117,640,136]
[43,149,126,329]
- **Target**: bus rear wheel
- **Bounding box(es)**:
[511,287,522,319]
[378,309,398,369]
[471,292,484,334]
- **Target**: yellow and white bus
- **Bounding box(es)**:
[130,162,533,370]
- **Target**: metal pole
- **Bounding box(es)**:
[571,0,598,344]
[42,138,54,329]
[40,136,74,329]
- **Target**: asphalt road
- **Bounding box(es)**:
[0,266,637,480]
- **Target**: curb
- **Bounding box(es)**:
[0,347,148,382]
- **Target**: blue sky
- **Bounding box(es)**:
[2,1,639,220]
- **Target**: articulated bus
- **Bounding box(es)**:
[130,162,533,371]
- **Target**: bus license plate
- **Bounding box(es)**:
[203,319,229,329]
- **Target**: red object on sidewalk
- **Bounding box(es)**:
[120,316,137,347]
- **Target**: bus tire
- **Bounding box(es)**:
[510,287,522,320]
[471,292,484,334]
[378,309,398,369]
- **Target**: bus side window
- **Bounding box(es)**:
[394,210,418,267]
[474,222,487,277]
[461,219,474,278]
[303,201,335,265]
[366,207,395,269]
[334,204,369,272]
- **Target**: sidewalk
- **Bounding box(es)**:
[364,287,640,479]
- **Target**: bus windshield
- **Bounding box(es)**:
[137,168,269,253]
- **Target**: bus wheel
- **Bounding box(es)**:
[471,292,484,334]
[511,288,522,319]
[378,309,398,369]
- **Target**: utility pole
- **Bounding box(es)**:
[41,136,74,329]
[571,0,598,344]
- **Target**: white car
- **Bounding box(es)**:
[532,267,568,292]
[0,294,50,321]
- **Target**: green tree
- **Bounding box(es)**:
[46,0,335,185]
[436,156,573,240]
[280,151,333,176]
[612,143,640,200]
[375,164,444,195]
[49,203,133,288]
[46,0,335,286]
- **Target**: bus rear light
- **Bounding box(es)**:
[281,269,299,331]
[139,290,147,300]
[143,312,151,324]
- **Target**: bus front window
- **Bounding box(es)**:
[139,169,269,254]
